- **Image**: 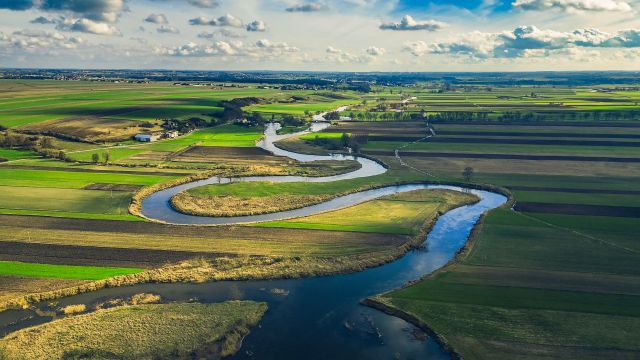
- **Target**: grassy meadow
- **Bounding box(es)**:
[0,301,267,360]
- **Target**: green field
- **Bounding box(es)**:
[0,261,142,280]
[256,189,477,235]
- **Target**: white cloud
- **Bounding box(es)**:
[366,46,385,55]
[145,14,168,25]
[405,25,640,60]
[0,29,85,51]
[512,0,633,12]
[380,15,448,31]
[56,18,121,36]
[157,25,179,34]
[156,39,298,58]
[246,20,267,32]
[189,14,243,27]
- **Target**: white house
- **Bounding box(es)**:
[134,133,160,142]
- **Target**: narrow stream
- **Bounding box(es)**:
[0,121,507,359]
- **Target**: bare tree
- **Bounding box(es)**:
[463,166,474,182]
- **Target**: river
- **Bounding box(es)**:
[0,121,507,359]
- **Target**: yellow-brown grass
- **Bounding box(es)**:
[171,193,333,217]
[0,301,267,360]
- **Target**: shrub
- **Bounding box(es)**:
[62,304,86,315]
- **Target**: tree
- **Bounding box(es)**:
[91,153,100,164]
[57,150,66,161]
[463,167,474,182]
[40,137,53,149]
[340,133,349,147]
[102,151,110,164]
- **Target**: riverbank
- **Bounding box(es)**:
[0,301,267,359]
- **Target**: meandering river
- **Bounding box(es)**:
[0,121,507,359]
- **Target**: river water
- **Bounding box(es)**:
[0,122,507,359]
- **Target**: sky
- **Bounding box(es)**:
[1,0,640,71]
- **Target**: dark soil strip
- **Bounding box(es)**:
[0,164,191,176]
[0,215,406,246]
[427,137,640,147]
[515,202,640,217]
[507,186,640,195]
[431,121,640,127]
[363,150,640,163]
[367,135,427,142]
[83,183,144,192]
[0,241,228,268]
[436,131,640,139]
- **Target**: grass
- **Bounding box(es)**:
[0,301,268,360]
[0,149,40,161]
[0,261,142,280]
[0,168,175,189]
[255,189,478,235]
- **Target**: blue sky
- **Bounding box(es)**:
[1,0,640,71]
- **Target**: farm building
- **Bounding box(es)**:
[163,131,179,139]
[134,133,160,142]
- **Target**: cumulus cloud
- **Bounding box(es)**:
[56,17,121,36]
[404,25,640,60]
[366,46,385,56]
[0,29,85,51]
[145,14,168,24]
[380,15,448,31]
[157,25,179,34]
[156,39,298,58]
[286,2,327,12]
[189,14,243,27]
[246,20,266,32]
[40,0,126,23]
[512,0,633,12]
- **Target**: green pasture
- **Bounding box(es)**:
[0,149,40,161]
[0,261,142,280]
[0,168,174,188]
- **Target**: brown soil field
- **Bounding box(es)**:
[0,215,408,257]
[364,150,640,162]
[506,186,640,195]
[428,137,640,147]
[128,151,173,161]
[173,146,291,165]
[83,183,143,192]
[437,130,640,139]
[376,155,640,177]
[0,241,226,268]
[325,121,426,134]
[20,117,163,142]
